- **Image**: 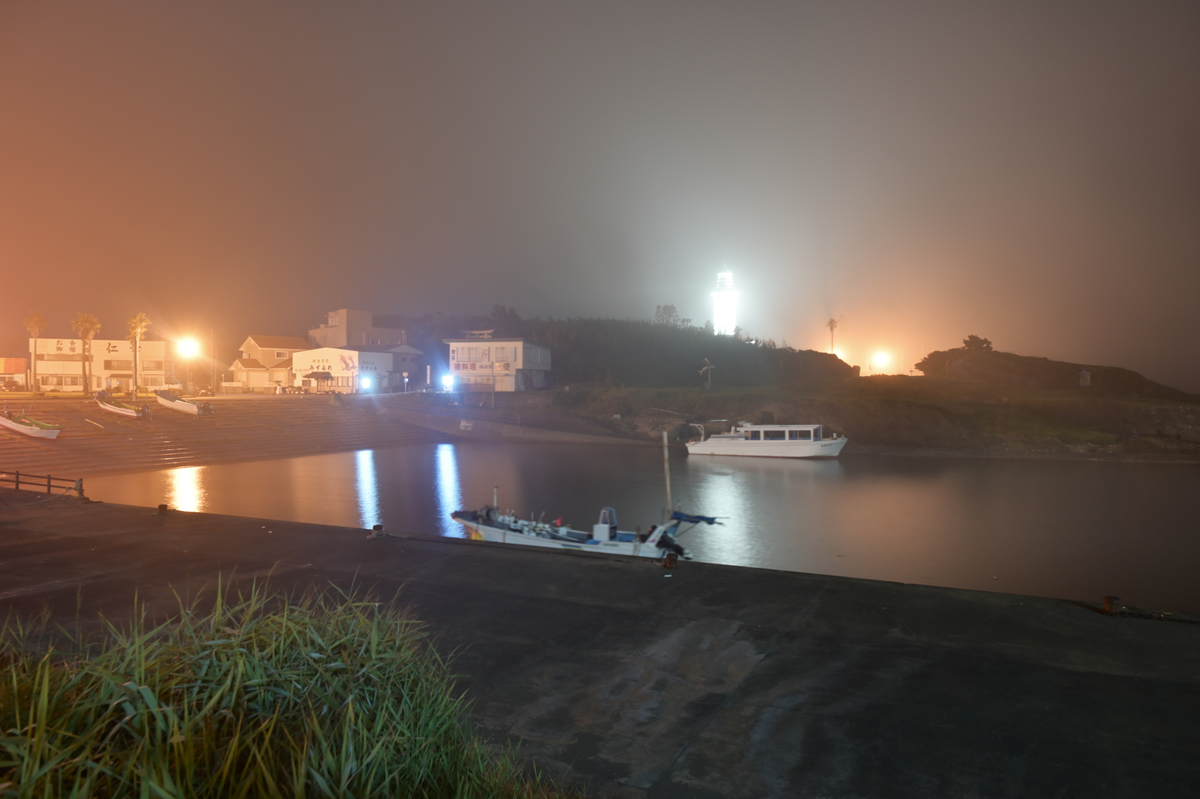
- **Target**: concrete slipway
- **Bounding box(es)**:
[0,489,1197,798]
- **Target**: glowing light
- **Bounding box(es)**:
[441,374,454,390]
[434,443,465,537]
[355,450,380,528]
[177,338,200,359]
[166,466,205,512]
[872,351,891,369]
[711,271,738,335]
[360,377,371,389]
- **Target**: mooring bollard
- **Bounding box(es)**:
[157,504,169,515]
[1103,596,1121,615]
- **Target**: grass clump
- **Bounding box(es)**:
[0,584,575,798]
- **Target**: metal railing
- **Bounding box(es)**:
[0,471,84,496]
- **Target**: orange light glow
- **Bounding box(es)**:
[872,351,890,370]
[177,338,200,359]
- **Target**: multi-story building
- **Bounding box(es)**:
[1,358,26,389]
[229,335,311,393]
[443,332,551,392]
[308,309,406,349]
[292,347,394,394]
[27,338,174,393]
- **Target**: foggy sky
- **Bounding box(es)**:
[3,1,1199,390]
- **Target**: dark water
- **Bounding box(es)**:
[85,444,1200,612]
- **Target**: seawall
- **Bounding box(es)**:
[1,489,1196,798]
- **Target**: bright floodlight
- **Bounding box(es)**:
[177,338,200,359]
[441,374,454,390]
[360,377,371,389]
[711,271,738,335]
[872,351,891,370]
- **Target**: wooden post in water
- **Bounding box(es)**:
[663,430,672,515]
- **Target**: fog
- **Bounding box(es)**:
[2,1,1198,389]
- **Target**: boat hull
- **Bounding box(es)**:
[0,414,61,440]
[687,436,847,459]
[96,398,143,418]
[451,510,688,560]
[156,392,200,415]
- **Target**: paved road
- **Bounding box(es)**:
[1,489,1197,797]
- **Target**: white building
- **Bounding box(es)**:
[28,337,173,393]
[444,334,551,392]
[228,335,311,393]
[292,347,394,394]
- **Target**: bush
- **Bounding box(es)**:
[0,584,575,798]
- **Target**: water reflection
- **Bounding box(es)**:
[355,450,380,529]
[167,466,205,512]
[82,445,1200,612]
[434,443,465,537]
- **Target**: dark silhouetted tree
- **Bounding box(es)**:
[963,335,993,351]
[71,312,101,393]
[23,311,48,391]
[126,312,151,394]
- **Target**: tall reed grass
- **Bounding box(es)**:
[0,584,575,798]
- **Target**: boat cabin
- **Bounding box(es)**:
[736,424,824,442]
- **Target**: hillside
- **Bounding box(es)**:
[377,309,857,388]
[916,339,1192,401]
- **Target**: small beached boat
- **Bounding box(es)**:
[96,396,152,420]
[686,423,847,459]
[451,505,716,561]
[155,391,214,416]
[0,407,61,440]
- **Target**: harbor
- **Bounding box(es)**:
[1,487,1196,797]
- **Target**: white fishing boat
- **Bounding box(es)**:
[155,391,214,416]
[0,407,61,440]
[451,505,716,561]
[686,423,847,459]
[96,396,151,419]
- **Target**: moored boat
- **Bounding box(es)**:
[451,505,716,561]
[96,396,152,419]
[155,391,214,416]
[0,407,61,440]
[686,423,847,459]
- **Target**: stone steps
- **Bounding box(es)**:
[0,395,447,479]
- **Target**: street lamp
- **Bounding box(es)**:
[177,338,200,395]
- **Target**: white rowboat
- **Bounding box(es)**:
[155,391,213,416]
[451,506,716,561]
[0,412,61,440]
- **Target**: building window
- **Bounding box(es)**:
[275,351,287,359]
[142,361,164,371]
[104,360,134,370]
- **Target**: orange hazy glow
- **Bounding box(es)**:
[177,338,200,359]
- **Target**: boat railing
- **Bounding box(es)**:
[0,470,85,497]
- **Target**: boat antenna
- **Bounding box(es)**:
[662,430,672,516]
[493,483,498,508]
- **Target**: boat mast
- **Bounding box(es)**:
[662,430,672,514]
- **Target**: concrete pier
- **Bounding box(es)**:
[1,489,1196,798]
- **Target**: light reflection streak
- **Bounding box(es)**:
[434,444,465,537]
[356,450,380,529]
[166,466,205,513]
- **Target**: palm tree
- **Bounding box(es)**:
[23,311,47,392]
[71,313,101,394]
[126,313,151,395]
[826,318,838,353]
